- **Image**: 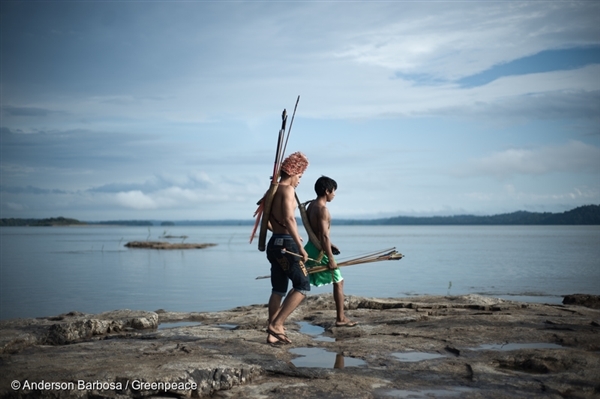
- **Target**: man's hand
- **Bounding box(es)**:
[328,259,338,270]
[300,248,309,263]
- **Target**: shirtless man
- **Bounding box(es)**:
[304,176,357,327]
[265,152,310,345]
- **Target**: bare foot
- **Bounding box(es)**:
[266,325,292,344]
[335,319,358,327]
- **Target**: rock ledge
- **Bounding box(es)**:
[1,294,599,398]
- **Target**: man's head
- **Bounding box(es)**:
[314,176,337,197]
[280,152,309,177]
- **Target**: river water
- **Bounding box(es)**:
[1,225,598,320]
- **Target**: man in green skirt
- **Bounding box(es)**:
[304,176,357,327]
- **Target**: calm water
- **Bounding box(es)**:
[1,225,598,320]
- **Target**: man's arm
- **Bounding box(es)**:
[317,207,337,269]
[281,186,308,262]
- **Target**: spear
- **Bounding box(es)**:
[281,95,300,160]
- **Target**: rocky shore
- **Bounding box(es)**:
[1,294,599,398]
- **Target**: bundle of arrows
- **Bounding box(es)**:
[255,247,403,280]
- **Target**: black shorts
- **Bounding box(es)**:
[267,234,310,296]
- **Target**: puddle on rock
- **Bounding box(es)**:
[298,321,335,342]
[290,347,366,368]
[158,321,202,330]
[217,324,239,330]
[392,352,446,362]
[471,342,564,351]
[379,386,475,398]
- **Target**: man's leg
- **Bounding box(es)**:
[267,292,284,344]
[267,289,305,343]
[333,280,346,323]
[333,280,356,326]
[268,292,283,324]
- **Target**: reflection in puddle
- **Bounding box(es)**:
[158,321,201,330]
[380,386,475,398]
[290,347,366,368]
[472,342,564,351]
[298,321,335,342]
[392,352,445,362]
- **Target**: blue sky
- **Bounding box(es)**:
[1,1,599,221]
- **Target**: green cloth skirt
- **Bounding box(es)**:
[304,241,343,287]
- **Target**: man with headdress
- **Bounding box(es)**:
[265,151,310,345]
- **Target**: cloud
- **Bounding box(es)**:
[457,47,600,88]
[112,185,234,212]
[0,185,69,195]
[486,184,598,202]
[335,2,599,81]
[399,65,600,120]
[2,2,599,220]
[0,127,171,179]
[90,169,247,213]
[89,172,213,194]
[455,88,600,122]
[458,184,600,215]
[189,171,213,186]
[1,105,64,117]
[4,1,599,123]
[115,191,157,210]
[452,141,600,179]
[5,202,26,211]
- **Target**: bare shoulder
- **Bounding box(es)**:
[311,202,329,220]
[320,204,331,220]
[275,184,296,203]
[277,184,295,196]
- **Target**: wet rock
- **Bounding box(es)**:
[563,294,600,309]
[1,310,158,350]
[1,294,599,398]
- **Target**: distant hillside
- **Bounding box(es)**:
[336,205,600,225]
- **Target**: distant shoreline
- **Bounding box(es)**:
[1,204,599,226]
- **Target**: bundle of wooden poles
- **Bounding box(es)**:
[249,96,301,251]
[255,247,403,280]
[308,247,404,273]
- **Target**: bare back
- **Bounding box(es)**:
[306,200,331,243]
[270,184,297,235]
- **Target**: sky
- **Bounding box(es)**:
[1,0,599,221]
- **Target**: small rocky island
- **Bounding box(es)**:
[124,241,217,250]
[1,294,598,398]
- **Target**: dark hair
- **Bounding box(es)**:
[314,176,337,197]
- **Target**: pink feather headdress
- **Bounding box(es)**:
[280,151,309,176]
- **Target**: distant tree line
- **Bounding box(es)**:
[334,205,600,225]
[89,220,153,226]
[0,218,152,227]
[0,217,85,227]
[1,205,599,227]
